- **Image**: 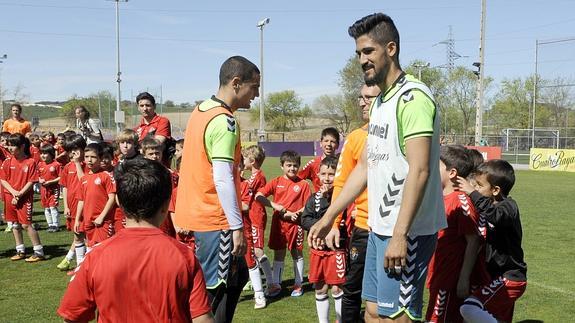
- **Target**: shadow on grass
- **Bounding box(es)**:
[0,243,69,259]
[239,277,315,303]
[517,320,544,323]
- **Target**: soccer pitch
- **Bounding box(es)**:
[0,158,573,322]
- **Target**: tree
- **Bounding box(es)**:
[338,56,363,100]
[313,94,359,134]
[487,77,533,132]
[250,90,310,131]
[164,100,175,108]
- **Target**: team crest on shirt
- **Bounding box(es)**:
[293,185,301,193]
[94,177,102,185]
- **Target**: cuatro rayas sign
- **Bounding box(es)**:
[530,148,575,172]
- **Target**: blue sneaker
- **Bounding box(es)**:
[290,285,303,297]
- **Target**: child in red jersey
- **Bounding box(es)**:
[298,127,340,191]
[425,145,489,323]
[38,144,61,232]
[302,156,346,323]
[41,131,56,147]
[256,150,311,298]
[0,131,11,229]
[56,134,87,272]
[458,160,527,323]
[28,133,41,163]
[0,133,45,262]
[58,158,214,323]
[75,143,116,247]
[54,132,69,165]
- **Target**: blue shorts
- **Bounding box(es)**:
[194,230,232,289]
[362,231,437,320]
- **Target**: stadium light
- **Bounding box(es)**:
[257,17,270,142]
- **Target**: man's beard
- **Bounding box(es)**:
[364,64,388,87]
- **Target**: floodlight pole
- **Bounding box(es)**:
[474,0,486,146]
[257,18,270,142]
[0,54,7,124]
[532,40,538,150]
[114,0,127,134]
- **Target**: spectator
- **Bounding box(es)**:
[2,104,32,135]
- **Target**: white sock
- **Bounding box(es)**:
[333,290,344,322]
[460,299,497,323]
[33,244,44,257]
[272,260,284,286]
[66,249,75,261]
[315,293,330,323]
[259,255,273,286]
[16,244,25,253]
[44,208,53,227]
[293,257,304,286]
[249,266,264,294]
[75,242,86,265]
[50,207,59,227]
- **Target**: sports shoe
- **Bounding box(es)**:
[10,252,26,261]
[243,281,253,291]
[290,285,303,297]
[254,294,267,309]
[4,224,12,232]
[265,284,282,298]
[57,258,73,271]
[47,226,54,233]
[25,254,45,263]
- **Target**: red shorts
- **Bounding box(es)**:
[3,193,33,225]
[308,249,346,285]
[242,212,257,268]
[84,221,115,247]
[40,185,60,208]
[470,276,527,322]
[268,215,304,251]
[426,289,464,323]
[249,204,267,228]
[65,198,80,231]
[250,224,265,249]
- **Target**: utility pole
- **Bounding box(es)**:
[474,0,486,146]
[257,18,270,142]
[113,0,127,133]
[413,62,430,80]
[0,54,6,124]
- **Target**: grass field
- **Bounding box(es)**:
[0,157,574,322]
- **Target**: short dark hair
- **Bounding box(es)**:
[11,103,22,112]
[280,150,301,166]
[467,148,485,172]
[321,127,340,145]
[100,142,115,159]
[440,145,474,178]
[114,158,172,222]
[0,131,11,140]
[219,56,260,87]
[63,130,77,138]
[475,159,515,196]
[75,105,91,119]
[7,133,30,157]
[85,142,103,158]
[320,155,338,170]
[64,134,87,152]
[348,13,401,59]
[39,144,56,159]
[136,92,156,107]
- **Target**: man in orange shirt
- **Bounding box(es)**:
[2,104,31,135]
[318,84,380,322]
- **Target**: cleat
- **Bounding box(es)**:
[4,224,12,232]
[265,284,281,298]
[25,254,45,263]
[290,285,303,297]
[10,252,26,261]
[57,258,73,271]
[254,295,267,309]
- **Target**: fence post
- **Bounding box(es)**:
[515,136,519,165]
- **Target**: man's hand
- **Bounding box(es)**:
[324,227,341,250]
[455,176,475,195]
[384,235,408,273]
[308,216,333,249]
[231,229,247,256]
[456,276,470,299]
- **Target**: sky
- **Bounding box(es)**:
[0,0,574,105]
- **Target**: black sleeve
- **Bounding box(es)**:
[301,197,319,231]
[469,191,505,224]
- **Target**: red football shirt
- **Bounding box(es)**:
[60,162,86,202]
[57,227,211,322]
[134,113,171,142]
[1,157,38,194]
[55,145,69,165]
[0,146,10,162]
[298,156,322,191]
[427,191,489,289]
[29,146,41,163]
[258,175,311,222]
[79,170,116,223]
[38,160,61,186]
[247,170,267,226]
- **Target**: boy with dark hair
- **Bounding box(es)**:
[457,160,527,323]
[302,155,345,323]
[28,133,41,163]
[299,127,340,191]
[256,150,311,297]
[58,158,214,323]
[425,145,489,323]
[74,143,116,248]
[38,144,61,232]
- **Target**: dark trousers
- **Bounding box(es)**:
[208,256,249,323]
[341,227,369,323]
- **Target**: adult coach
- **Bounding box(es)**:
[309,13,445,322]
[175,56,259,322]
[134,92,171,144]
[2,103,31,135]
[75,105,103,144]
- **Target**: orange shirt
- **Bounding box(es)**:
[332,125,369,230]
[2,118,32,135]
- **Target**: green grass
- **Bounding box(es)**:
[0,159,574,322]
